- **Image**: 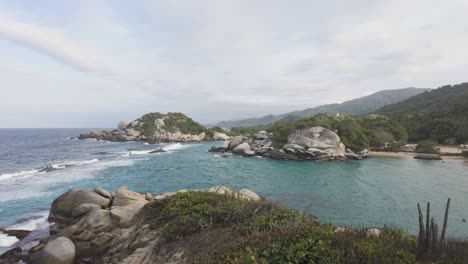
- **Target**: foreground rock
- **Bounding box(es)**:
[30,237,76,264]
[49,188,112,222]
[210,126,368,161]
[25,186,262,263]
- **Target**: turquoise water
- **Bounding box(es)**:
[1,129,467,253]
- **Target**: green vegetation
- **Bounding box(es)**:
[142,192,468,263]
[416,140,439,154]
[134,112,206,137]
[377,83,468,144]
[266,113,407,151]
[229,126,266,137]
[464,151,468,158]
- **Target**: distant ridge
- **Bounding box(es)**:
[215,88,431,128]
[376,83,468,143]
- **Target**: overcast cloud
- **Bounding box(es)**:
[1,0,468,128]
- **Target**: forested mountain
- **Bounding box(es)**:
[215,88,430,128]
[376,83,468,143]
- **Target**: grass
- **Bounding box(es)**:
[141,192,468,264]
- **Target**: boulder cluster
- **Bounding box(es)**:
[210,127,369,161]
[21,186,260,264]
[79,119,205,143]
[79,118,230,143]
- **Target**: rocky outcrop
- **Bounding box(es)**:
[209,127,368,161]
[213,131,230,140]
[49,188,112,222]
[79,112,208,143]
[30,237,76,264]
[25,186,262,264]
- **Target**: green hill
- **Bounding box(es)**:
[215,88,430,128]
[376,83,468,144]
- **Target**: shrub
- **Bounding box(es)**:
[416,139,439,154]
[463,150,468,158]
[142,192,298,240]
[141,192,468,264]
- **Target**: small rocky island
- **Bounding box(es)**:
[79,112,230,143]
[210,126,368,161]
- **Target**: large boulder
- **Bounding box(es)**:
[238,189,261,202]
[125,128,141,137]
[228,136,244,150]
[287,127,345,157]
[111,187,148,227]
[213,131,230,140]
[35,237,75,264]
[117,120,129,130]
[232,143,251,155]
[49,189,112,222]
[113,187,147,207]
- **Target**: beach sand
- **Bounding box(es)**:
[370,151,467,161]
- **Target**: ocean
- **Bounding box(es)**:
[0,128,467,254]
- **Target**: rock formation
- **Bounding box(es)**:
[209,127,368,161]
[21,186,261,264]
[79,112,209,143]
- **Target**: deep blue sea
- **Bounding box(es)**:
[1,129,467,253]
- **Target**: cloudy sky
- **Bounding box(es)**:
[1,0,468,128]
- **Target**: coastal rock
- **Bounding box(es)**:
[36,237,76,264]
[263,150,298,160]
[0,229,31,240]
[208,146,226,153]
[232,142,251,155]
[71,203,102,218]
[125,128,141,137]
[94,187,113,199]
[238,189,261,202]
[113,187,147,207]
[149,148,167,153]
[49,189,112,221]
[130,121,140,127]
[118,120,129,130]
[111,187,148,227]
[208,186,232,195]
[366,228,381,237]
[253,131,268,140]
[0,247,22,263]
[154,118,165,128]
[213,131,230,140]
[228,136,245,150]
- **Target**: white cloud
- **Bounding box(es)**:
[0,13,121,75]
[1,0,468,127]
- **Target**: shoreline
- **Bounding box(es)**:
[370,151,467,161]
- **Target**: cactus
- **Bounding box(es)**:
[417,198,451,257]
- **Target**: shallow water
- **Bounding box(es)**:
[0,129,467,253]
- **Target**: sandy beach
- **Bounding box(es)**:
[370,150,467,161]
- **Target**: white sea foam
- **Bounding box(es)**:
[0,169,46,181]
[8,212,49,231]
[165,143,188,151]
[0,159,99,182]
[0,233,18,248]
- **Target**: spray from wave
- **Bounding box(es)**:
[0,159,99,182]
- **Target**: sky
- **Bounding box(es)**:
[1,1,468,128]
